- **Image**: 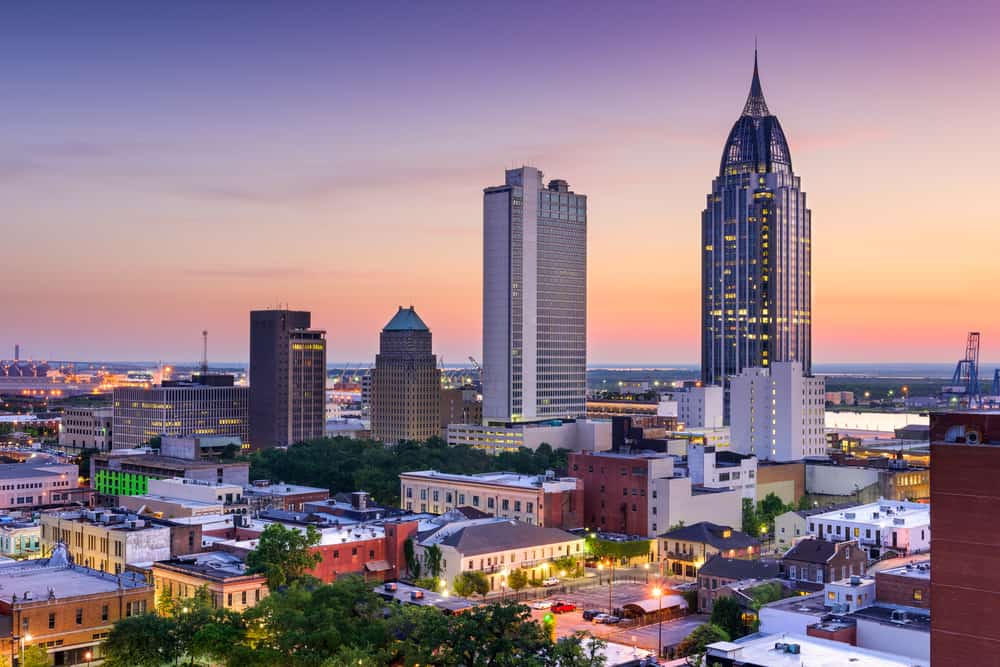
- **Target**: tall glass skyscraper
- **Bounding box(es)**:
[702,52,812,385]
[483,167,587,422]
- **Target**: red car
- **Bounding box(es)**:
[551,602,576,614]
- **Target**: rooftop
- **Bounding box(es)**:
[375,581,475,614]
[0,462,76,480]
[383,306,430,332]
[849,604,931,633]
[762,592,829,618]
[43,509,168,532]
[809,499,929,528]
[0,544,149,603]
[246,481,328,496]
[708,632,928,666]
[878,559,930,580]
[782,538,852,565]
[699,555,780,581]
[153,551,262,581]
[420,518,580,556]
[400,470,579,492]
[659,521,758,550]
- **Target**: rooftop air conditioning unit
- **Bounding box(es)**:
[850,575,861,586]
[893,518,905,525]
[844,512,855,519]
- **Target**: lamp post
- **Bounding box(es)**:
[643,562,650,583]
[606,558,615,615]
[84,650,92,667]
[20,633,32,667]
[652,586,664,658]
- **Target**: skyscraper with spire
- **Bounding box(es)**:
[701,52,811,385]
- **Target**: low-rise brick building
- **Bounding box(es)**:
[0,543,153,666]
[781,538,867,590]
[660,522,760,578]
[152,551,268,612]
[875,559,929,609]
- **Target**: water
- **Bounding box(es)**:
[825,410,929,433]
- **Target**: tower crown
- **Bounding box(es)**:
[719,50,791,176]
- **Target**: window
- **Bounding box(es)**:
[228,593,233,607]
[788,565,797,579]
[514,501,521,512]
[502,499,509,511]
[76,608,83,625]
[49,613,56,629]
[242,591,247,605]
[913,588,924,601]
[815,570,823,583]
[101,605,109,622]
[487,498,495,509]
[472,495,480,507]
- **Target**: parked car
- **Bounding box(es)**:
[531,600,554,610]
[582,609,602,621]
[541,577,560,587]
[551,602,576,614]
[593,614,621,624]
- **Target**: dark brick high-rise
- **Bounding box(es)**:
[249,309,326,448]
[930,410,1000,666]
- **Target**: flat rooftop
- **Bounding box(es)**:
[849,604,931,632]
[154,551,259,580]
[878,559,930,579]
[0,462,76,479]
[708,632,928,666]
[246,482,327,496]
[809,499,929,528]
[400,470,578,491]
[763,592,829,617]
[0,548,149,603]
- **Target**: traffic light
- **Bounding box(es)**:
[542,612,555,641]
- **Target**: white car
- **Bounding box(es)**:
[541,577,560,587]
[531,600,554,610]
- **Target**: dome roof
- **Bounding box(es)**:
[719,51,792,175]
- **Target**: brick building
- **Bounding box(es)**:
[660,522,759,578]
[244,480,329,512]
[152,551,269,612]
[930,409,1000,666]
[0,544,153,666]
[875,559,929,610]
[697,555,780,612]
[780,538,867,590]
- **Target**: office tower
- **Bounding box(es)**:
[930,410,1000,666]
[483,167,587,423]
[702,52,812,385]
[371,306,441,443]
[665,385,725,429]
[249,309,327,448]
[112,375,249,450]
[729,361,825,461]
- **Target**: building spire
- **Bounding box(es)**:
[742,46,770,117]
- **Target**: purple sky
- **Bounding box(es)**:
[4,1,1000,364]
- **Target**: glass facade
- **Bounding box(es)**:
[701,54,811,385]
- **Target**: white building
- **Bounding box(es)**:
[706,633,928,667]
[687,443,757,499]
[482,167,587,423]
[805,499,930,559]
[665,385,724,428]
[730,361,826,461]
[445,419,610,454]
[59,406,113,452]
[398,470,581,528]
[824,574,876,612]
[414,516,584,592]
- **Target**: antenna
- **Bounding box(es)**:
[201,330,209,374]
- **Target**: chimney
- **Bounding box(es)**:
[351,491,369,510]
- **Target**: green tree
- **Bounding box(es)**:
[453,570,490,598]
[423,544,443,579]
[403,538,421,579]
[437,601,552,666]
[741,497,758,535]
[21,646,51,667]
[676,623,730,661]
[507,568,529,591]
[102,613,180,667]
[246,523,322,589]
[709,597,746,640]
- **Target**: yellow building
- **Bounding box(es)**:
[40,510,171,575]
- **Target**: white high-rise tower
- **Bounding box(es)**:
[482,167,587,423]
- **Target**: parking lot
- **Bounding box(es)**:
[523,580,708,653]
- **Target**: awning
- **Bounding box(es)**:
[365,560,392,572]
[622,595,688,614]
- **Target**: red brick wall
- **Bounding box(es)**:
[931,438,1000,666]
[278,490,330,511]
[807,623,856,645]
[308,537,387,583]
[542,485,584,530]
[383,520,419,580]
[568,453,649,535]
[877,570,929,609]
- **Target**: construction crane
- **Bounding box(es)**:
[468,356,482,373]
[944,331,981,407]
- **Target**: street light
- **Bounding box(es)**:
[20,633,32,667]
[652,586,664,658]
[84,650,92,667]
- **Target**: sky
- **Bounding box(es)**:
[3,1,1000,365]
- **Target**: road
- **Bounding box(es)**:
[523,580,708,654]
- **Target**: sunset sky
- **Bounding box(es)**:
[4,1,1000,365]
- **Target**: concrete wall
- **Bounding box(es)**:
[856,618,929,662]
[774,511,807,551]
[807,464,880,496]
[759,605,819,636]
[756,462,805,504]
[658,477,742,533]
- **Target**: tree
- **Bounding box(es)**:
[438,601,553,666]
[20,646,51,667]
[246,523,322,589]
[676,623,730,662]
[453,570,490,598]
[709,597,746,640]
[403,538,421,579]
[507,568,529,591]
[741,498,757,535]
[102,613,181,667]
[423,544,443,579]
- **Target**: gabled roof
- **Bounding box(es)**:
[432,519,579,557]
[782,538,842,564]
[699,555,780,581]
[383,306,429,332]
[659,522,759,550]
